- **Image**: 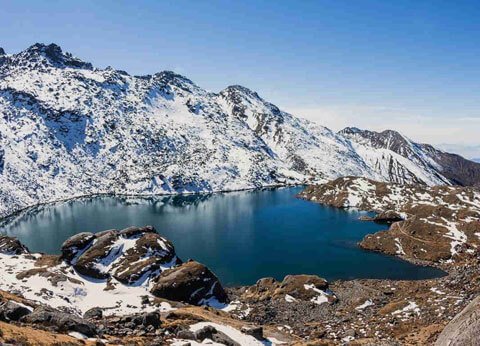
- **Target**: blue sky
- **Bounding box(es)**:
[1,0,479,158]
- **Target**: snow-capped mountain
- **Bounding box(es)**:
[340,127,480,187]
[0,43,478,218]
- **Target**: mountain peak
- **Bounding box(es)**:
[221,85,260,99]
[19,43,93,70]
[0,47,5,55]
[339,126,362,134]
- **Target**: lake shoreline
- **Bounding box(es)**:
[1,186,446,285]
[0,183,305,227]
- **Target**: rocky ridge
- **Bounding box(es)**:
[340,127,480,187]
[1,43,480,219]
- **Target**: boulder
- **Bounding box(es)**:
[22,306,97,337]
[241,326,263,340]
[277,275,336,304]
[60,232,95,262]
[194,326,240,346]
[243,274,337,304]
[142,311,161,328]
[62,226,178,283]
[0,236,29,255]
[83,307,103,320]
[177,329,196,340]
[151,261,228,305]
[0,301,32,321]
[435,295,480,345]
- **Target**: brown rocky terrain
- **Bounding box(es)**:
[299,176,480,265]
[1,178,480,345]
[295,177,480,344]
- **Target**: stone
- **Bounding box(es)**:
[0,301,32,321]
[176,329,196,340]
[142,311,161,328]
[194,325,217,340]
[0,236,30,255]
[241,326,263,340]
[22,306,97,337]
[83,307,103,320]
[151,261,228,305]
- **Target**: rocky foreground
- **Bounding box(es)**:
[0,178,480,345]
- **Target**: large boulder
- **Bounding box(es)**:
[243,275,337,305]
[0,301,32,321]
[60,232,95,262]
[61,226,178,283]
[151,261,228,305]
[0,236,29,255]
[435,295,480,345]
[22,306,97,337]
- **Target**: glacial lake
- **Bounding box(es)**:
[0,187,445,286]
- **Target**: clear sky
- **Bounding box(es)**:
[1,0,479,158]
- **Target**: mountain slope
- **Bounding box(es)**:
[0,43,477,218]
[340,127,480,187]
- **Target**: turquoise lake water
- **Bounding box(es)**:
[1,187,445,286]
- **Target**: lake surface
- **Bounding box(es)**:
[1,187,445,286]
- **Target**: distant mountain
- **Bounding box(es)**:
[340,127,480,187]
[473,158,480,163]
[0,43,478,217]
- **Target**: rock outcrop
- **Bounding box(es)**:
[61,226,179,284]
[0,226,228,320]
[242,274,337,305]
[22,306,97,337]
[0,301,32,322]
[151,260,228,305]
[435,295,480,345]
[0,235,30,255]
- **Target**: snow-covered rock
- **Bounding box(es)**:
[0,226,226,316]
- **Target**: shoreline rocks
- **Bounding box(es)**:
[0,235,30,255]
[151,260,229,305]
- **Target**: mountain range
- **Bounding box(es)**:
[1,43,479,218]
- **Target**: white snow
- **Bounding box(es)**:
[285,294,297,303]
[394,238,406,255]
[0,44,461,219]
[184,322,286,345]
[392,301,420,317]
[304,283,331,305]
[0,253,175,316]
[355,299,374,310]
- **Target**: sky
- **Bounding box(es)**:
[1,0,479,159]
